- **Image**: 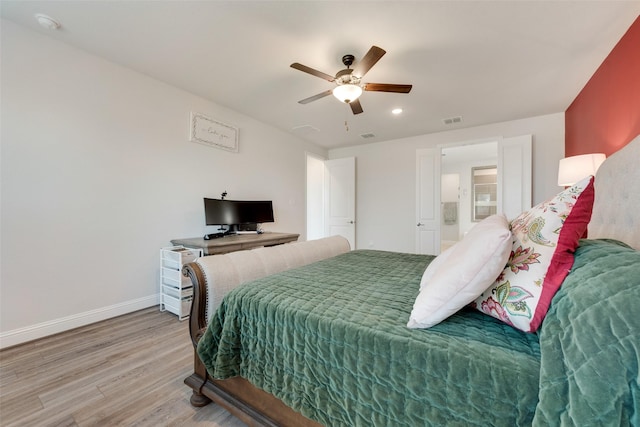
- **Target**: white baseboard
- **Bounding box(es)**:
[0,294,160,349]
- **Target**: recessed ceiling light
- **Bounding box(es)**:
[391,108,403,115]
[35,14,61,30]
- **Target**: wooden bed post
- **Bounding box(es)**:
[183,262,212,407]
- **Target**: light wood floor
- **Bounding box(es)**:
[0,307,247,427]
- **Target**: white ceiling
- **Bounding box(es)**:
[2,1,639,149]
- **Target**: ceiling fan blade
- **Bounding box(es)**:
[290,63,335,82]
[298,90,333,104]
[364,83,412,93]
[352,46,386,78]
[350,99,364,115]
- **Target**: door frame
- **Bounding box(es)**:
[306,153,356,249]
[415,135,532,254]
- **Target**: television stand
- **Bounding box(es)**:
[170,232,299,256]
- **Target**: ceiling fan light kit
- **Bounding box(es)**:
[333,84,363,103]
[291,45,412,115]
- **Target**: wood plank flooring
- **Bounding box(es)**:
[0,307,247,427]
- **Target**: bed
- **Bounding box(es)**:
[183,135,640,427]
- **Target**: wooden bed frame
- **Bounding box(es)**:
[183,260,322,427]
[183,135,639,426]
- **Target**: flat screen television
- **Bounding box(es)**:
[204,198,274,234]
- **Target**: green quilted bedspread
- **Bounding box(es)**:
[534,239,640,426]
[198,250,541,426]
[198,240,639,426]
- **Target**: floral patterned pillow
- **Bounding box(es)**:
[472,175,595,332]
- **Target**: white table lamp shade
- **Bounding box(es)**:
[558,153,606,186]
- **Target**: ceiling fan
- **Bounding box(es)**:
[290,46,412,115]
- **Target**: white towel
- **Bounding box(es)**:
[443,202,458,225]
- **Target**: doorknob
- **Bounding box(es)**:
[417,222,423,226]
[348,220,355,224]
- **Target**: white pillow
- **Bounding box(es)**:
[407,214,513,329]
[419,244,456,291]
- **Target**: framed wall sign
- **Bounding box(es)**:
[190,112,238,152]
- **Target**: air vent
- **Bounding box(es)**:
[360,133,376,139]
[442,116,463,125]
[291,125,320,134]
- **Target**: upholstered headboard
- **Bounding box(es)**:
[588,134,640,250]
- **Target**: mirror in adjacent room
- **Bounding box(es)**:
[471,166,497,222]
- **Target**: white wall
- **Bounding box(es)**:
[0,21,327,346]
[329,113,564,252]
[306,153,326,240]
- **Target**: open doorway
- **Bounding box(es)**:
[440,141,498,251]
[417,135,530,256]
[306,153,356,248]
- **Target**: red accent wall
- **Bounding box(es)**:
[565,16,640,157]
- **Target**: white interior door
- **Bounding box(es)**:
[324,157,356,249]
[416,149,441,255]
[497,135,532,220]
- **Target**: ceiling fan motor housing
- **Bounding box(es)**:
[341,54,355,67]
[335,68,360,85]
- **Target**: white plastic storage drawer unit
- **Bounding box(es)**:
[159,246,202,320]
